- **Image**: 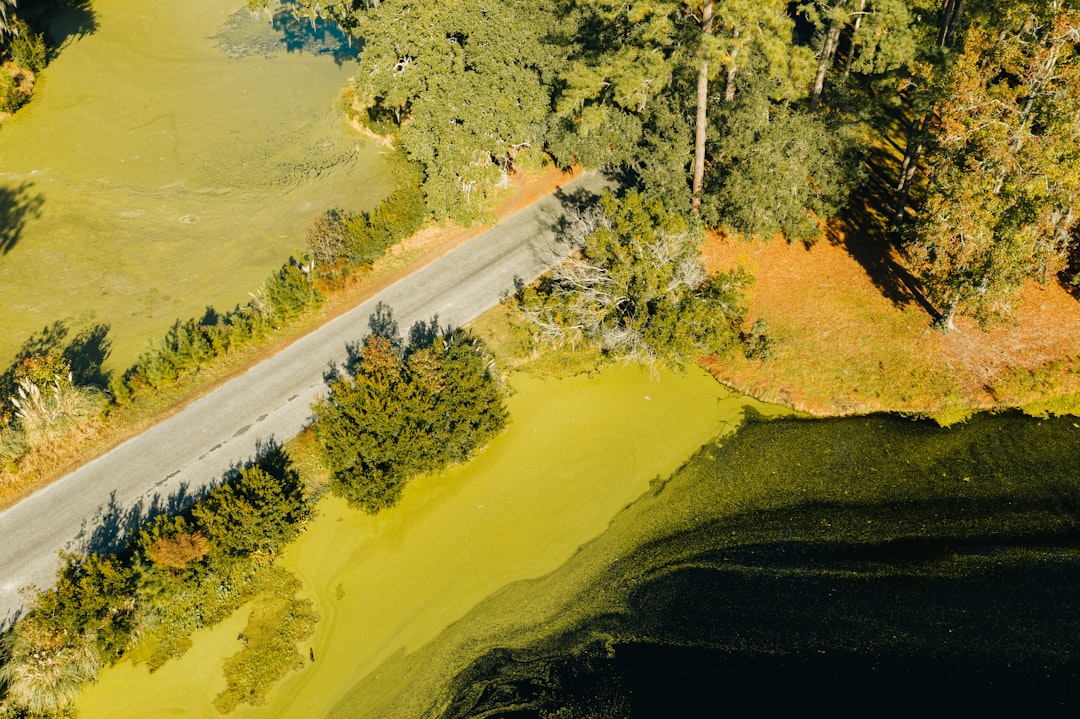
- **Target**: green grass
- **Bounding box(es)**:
[0,0,394,374]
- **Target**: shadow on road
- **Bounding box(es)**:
[70,437,292,558]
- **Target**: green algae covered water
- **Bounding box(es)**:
[73,365,1080,716]
[0,0,393,369]
[75,365,786,716]
[420,411,1080,717]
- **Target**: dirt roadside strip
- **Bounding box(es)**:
[0,170,612,626]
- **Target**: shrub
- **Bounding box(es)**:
[741,319,777,362]
[306,184,428,276]
[313,307,506,514]
[9,21,47,73]
[262,260,321,322]
[305,208,353,276]
[0,70,26,114]
[0,619,100,717]
[192,463,309,560]
[516,191,748,369]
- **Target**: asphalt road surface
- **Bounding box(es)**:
[0,171,611,626]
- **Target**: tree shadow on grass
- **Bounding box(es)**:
[826,111,942,323]
[0,181,44,257]
[0,321,113,403]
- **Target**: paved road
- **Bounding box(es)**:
[0,171,610,626]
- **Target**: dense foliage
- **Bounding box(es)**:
[908,2,1080,326]
[260,0,1079,327]
[305,180,427,277]
[0,444,311,717]
[313,306,507,514]
[516,190,749,368]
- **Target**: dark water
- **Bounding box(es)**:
[435,411,1080,717]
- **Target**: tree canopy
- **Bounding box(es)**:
[907,2,1080,326]
[516,190,749,368]
[187,0,1080,327]
[312,306,507,513]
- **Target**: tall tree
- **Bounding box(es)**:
[807,0,851,110]
[908,3,1080,327]
[351,0,556,221]
[556,0,808,212]
[715,0,811,103]
[842,0,920,79]
[691,0,714,210]
[893,0,985,220]
[702,63,856,241]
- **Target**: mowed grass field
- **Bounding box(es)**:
[0,0,393,372]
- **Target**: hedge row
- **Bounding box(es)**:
[110,180,427,404]
[0,444,311,717]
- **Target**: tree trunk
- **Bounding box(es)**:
[724,29,741,102]
[896,0,967,222]
[841,0,868,80]
[936,0,965,50]
[894,113,927,223]
[809,3,846,111]
[692,0,714,212]
[934,295,958,331]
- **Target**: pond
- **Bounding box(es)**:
[76,364,789,716]
[0,0,392,370]
[75,364,1080,716]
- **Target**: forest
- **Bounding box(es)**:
[253,0,1080,331]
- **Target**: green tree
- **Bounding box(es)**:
[702,65,856,241]
[554,0,811,213]
[516,190,749,368]
[841,0,920,80]
[192,461,309,560]
[351,0,556,221]
[0,551,137,716]
[312,311,506,513]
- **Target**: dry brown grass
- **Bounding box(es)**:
[701,229,1080,420]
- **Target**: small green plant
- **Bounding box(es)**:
[741,318,777,362]
[9,21,47,73]
[213,573,319,713]
[0,70,26,113]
